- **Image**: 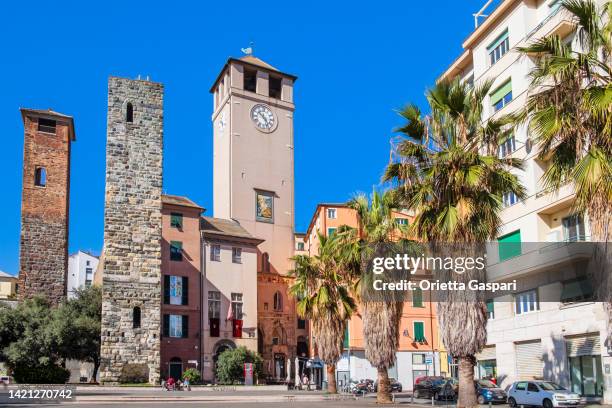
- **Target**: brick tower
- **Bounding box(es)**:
[99,77,163,384]
[18,109,75,305]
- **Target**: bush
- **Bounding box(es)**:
[181,367,201,384]
[13,364,70,384]
[119,363,149,384]
[215,346,263,384]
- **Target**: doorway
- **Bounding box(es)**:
[169,357,182,380]
[274,354,286,379]
[569,355,603,397]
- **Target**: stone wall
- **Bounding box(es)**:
[100,77,163,384]
[18,113,72,305]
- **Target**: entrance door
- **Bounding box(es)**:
[570,355,603,396]
[274,354,286,379]
[169,360,182,380]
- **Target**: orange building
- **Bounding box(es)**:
[302,203,448,390]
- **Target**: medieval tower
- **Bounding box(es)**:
[100,77,163,384]
[18,109,75,305]
[210,55,304,379]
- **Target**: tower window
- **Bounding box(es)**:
[170,241,183,261]
[38,118,56,134]
[269,76,282,99]
[34,167,47,187]
[273,291,283,311]
[126,102,134,123]
[133,306,141,329]
[244,68,257,92]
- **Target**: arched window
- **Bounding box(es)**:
[273,291,282,311]
[133,306,141,329]
[126,102,134,123]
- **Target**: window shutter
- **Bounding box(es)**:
[163,314,170,337]
[182,277,189,305]
[487,29,509,51]
[498,230,521,260]
[490,80,513,105]
[182,316,189,339]
[414,322,425,342]
[164,275,170,304]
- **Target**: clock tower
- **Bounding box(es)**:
[211,55,304,379]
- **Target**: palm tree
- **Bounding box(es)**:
[344,190,411,404]
[516,0,612,347]
[289,233,357,394]
[384,79,525,408]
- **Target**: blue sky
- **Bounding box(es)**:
[0,0,498,275]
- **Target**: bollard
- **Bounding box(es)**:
[432,396,435,406]
[489,401,492,408]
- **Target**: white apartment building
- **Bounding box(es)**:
[67,250,99,299]
[440,0,611,403]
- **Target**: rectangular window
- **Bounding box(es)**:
[165,314,188,338]
[297,319,306,329]
[244,68,257,92]
[503,191,518,207]
[498,134,516,158]
[486,299,495,319]
[562,214,586,242]
[255,190,274,223]
[412,288,424,307]
[413,322,426,342]
[85,267,93,287]
[231,293,243,319]
[34,167,47,187]
[327,208,337,219]
[38,118,56,134]
[85,278,92,287]
[170,213,183,229]
[210,244,221,262]
[491,80,513,112]
[164,275,189,305]
[208,291,220,337]
[297,242,305,251]
[412,353,426,364]
[170,241,183,261]
[343,327,349,349]
[232,247,242,264]
[327,227,337,236]
[488,29,509,66]
[561,276,593,303]
[395,218,409,225]
[498,230,521,261]
[515,289,539,315]
[269,76,282,99]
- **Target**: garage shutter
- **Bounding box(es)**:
[565,333,601,357]
[476,345,496,361]
[516,340,543,379]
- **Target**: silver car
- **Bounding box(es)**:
[508,381,581,408]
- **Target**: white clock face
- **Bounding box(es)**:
[251,104,275,131]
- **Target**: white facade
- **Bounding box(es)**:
[67,251,99,299]
[441,0,611,402]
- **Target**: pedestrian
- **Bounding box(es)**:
[184,377,191,391]
[167,376,175,391]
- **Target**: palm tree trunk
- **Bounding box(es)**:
[326,364,337,393]
[376,366,392,404]
[457,356,478,408]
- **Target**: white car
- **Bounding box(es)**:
[508,381,581,408]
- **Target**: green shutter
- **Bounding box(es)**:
[413,288,423,307]
[498,230,521,261]
[490,80,513,105]
[328,227,337,236]
[487,29,509,51]
[182,277,189,305]
[414,322,425,342]
[171,213,183,228]
[343,326,349,349]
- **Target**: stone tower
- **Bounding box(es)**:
[18,109,75,305]
[100,77,163,384]
[210,55,303,378]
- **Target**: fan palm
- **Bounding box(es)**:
[289,233,357,394]
[516,0,612,347]
[384,79,525,408]
[344,190,412,404]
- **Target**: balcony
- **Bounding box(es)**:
[487,239,592,282]
[525,8,576,47]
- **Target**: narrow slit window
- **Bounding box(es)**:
[38,118,56,134]
[34,167,47,187]
[126,102,134,123]
[133,306,141,329]
[269,76,282,99]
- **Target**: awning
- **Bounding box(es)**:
[306,358,323,368]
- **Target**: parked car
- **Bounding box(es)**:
[414,377,456,400]
[508,381,581,408]
[374,378,402,392]
[475,379,507,404]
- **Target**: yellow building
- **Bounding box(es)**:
[0,270,18,299]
